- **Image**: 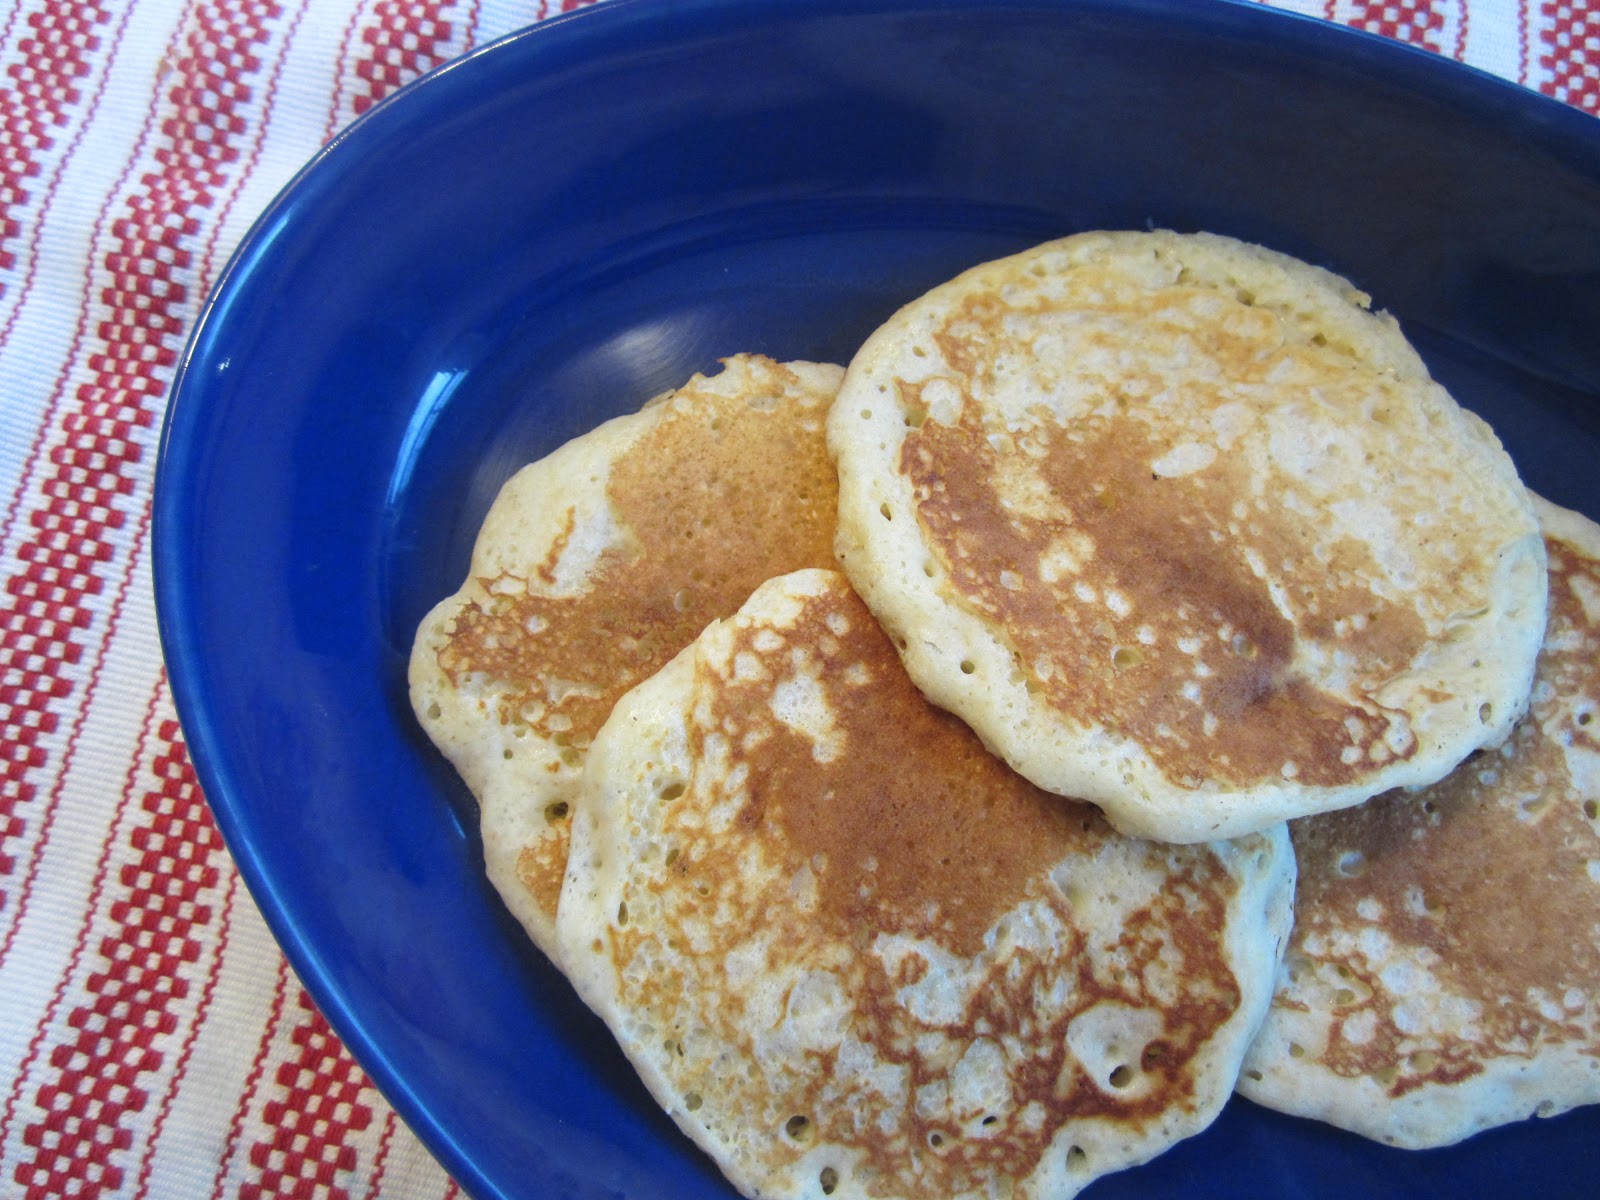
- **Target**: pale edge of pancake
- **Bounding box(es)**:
[409,357,845,962]
[556,568,1298,1200]
[1235,493,1600,1149]
[827,228,1547,844]
[409,405,654,959]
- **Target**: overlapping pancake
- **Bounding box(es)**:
[826,229,1547,844]
[557,568,1294,1200]
[1237,494,1600,1148]
[409,355,843,958]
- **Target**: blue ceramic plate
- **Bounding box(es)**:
[155,1,1600,1197]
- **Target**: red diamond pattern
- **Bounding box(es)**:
[11,719,220,1200]
[0,4,114,277]
[1540,2,1600,114]
[240,992,377,1200]
[0,0,276,918]
[352,1,457,116]
[1342,0,1447,50]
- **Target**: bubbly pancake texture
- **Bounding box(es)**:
[827,229,1546,843]
[1238,495,1600,1148]
[409,355,842,958]
[558,569,1294,1200]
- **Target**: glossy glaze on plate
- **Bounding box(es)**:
[155,2,1600,1198]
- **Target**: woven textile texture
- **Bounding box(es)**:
[0,1,1593,1198]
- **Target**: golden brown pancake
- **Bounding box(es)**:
[1237,494,1600,1147]
[827,229,1546,843]
[409,355,842,959]
[558,568,1294,1200]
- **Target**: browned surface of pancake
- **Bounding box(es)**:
[720,643,1086,962]
[903,405,1423,791]
[452,369,839,921]
[409,355,842,956]
[559,569,1294,1200]
[438,379,839,751]
[1239,497,1600,1146]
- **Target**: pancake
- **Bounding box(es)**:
[557,568,1295,1200]
[1237,494,1600,1148]
[827,229,1547,844]
[408,355,843,959]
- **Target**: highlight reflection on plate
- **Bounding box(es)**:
[155,2,1600,1198]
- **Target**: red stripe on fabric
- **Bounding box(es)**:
[1339,0,1448,51]
[0,0,277,927]
[0,408,168,978]
[237,989,378,1200]
[1520,0,1534,84]
[0,0,138,350]
[0,458,163,1162]
[0,0,173,926]
[1538,2,1600,114]
[349,1,459,118]
[0,5,24,75]
[209,956,294,1200]
[0,489,174,1200]
[130,862,241,1200]
[0,3,118,283]
[1453,0,1468,61]
[10,711,222,1200]
[2,0,286,1184]
[191,0,313,305]
[359,1109,397,1200]
[322,0,370,145]
[0,679,163,1197]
